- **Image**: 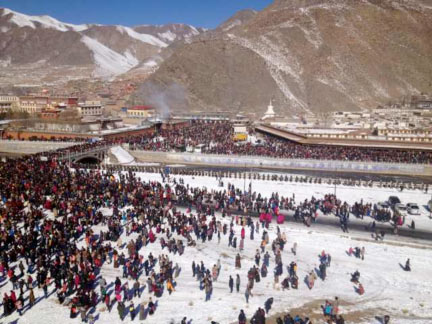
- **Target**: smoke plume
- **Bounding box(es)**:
[136,81,188,120]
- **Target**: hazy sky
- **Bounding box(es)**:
[0,0,273,28]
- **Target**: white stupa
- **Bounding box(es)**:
[262,100,276,120]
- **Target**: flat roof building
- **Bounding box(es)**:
[127,105,155,118]
[78,101,104,117]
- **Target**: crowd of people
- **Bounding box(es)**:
[0,140,408,323]
[126,121,432,164]
[4,120,431,164]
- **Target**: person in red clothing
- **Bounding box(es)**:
[10,290,17,303]
[358,283,365,295]
[7,268,13,280]
[104,293,111,312]
[149,229,156,243]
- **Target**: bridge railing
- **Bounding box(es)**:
[56,145,112,161]
[0,139,84,145]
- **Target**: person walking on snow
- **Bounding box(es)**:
[129,302,135,320]
[404,258,411,271]
[236,274,241,292]
[265,297,274,314]
[235,254,241,269]
[238,309,247,324]
[229,275,234,293]
[240,238,244,251]
[357,283,365,295]
[307,271,316,289]
[291,242,297,256]
[255,250,261,266]
[245,284,252,303]
[264,251,270,267]
[117,301,125,321]
[212,265,218,281]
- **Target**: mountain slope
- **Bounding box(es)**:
[133,0,432,115]
[216,9,257,32]
[0,8,203,83]
[133,24,205,43]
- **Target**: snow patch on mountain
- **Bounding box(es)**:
[144,60,158,67]
[69,24,91,32]
[158,30,177,42]
[123,50,139,66]
[228,33,310,113]
[302,11,323,49]
[222,19,242,31]
[189,25,199,34]
[181,25,201,39]
[81,35,139,78]
[1,8,173,49]
[395,0,432,11]
[316,75,358,105]
[2,8,89,32]
[316,76,332,86]
[116,26,168,47]
[371,79,390,98]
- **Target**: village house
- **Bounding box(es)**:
[78,101,104,117]
[127,105,155,118]
[0,95,19,113]
[17,96,49,114]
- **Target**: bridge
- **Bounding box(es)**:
[0,140,112,164]
[255,124,308,144]
[0,140,81,156]
[255,124,432,151]
[56,145,111,164]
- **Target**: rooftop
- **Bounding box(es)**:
[129,105,154,111]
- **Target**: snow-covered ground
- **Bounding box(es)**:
[3,172,432,324]
[132,171,432,232]
[110,146,135,164]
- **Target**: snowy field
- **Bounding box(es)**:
[110,146,432,230]
[2,170,432,324]
[132,171,432,232]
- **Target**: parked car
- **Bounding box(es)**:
[388,196,401,208]
[375,202,392,222]
[377,202,390,210]
[394,203,407,216]
[407,203,421,215]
